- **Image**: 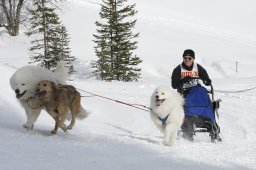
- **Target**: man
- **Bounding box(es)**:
[171,49,212,141]
[171,49,211,93]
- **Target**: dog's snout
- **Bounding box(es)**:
[15,89,19,94]
[155,95,159,99]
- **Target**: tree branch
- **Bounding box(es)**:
[0,23,7,29]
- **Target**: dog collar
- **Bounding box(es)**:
[26,97,43,109]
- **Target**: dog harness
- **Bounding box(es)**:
[158,115,169,126]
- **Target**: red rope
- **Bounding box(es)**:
[76,88,151,112]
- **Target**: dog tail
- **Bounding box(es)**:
[77,106,90,120]
[54,60,69,84]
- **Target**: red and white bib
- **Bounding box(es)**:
[180,63,199,88]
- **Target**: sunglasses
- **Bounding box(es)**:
[183,57,193,61]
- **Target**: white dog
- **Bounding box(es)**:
[150,86,184,146]
[9,61,68,130]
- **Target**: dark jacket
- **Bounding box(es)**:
[171,62,211,93]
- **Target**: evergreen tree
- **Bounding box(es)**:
[26,0,75,72]
[51,25,75,72]
[93,0,142,81]
[91,38,114,80]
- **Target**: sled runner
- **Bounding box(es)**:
[181,78,222,142]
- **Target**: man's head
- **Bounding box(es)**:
[182,49,195,67]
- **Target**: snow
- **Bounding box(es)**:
[0,0,256,169]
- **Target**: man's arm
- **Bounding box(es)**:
[197,64,211,85]
[171,65,181,89]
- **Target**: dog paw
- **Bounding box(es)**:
[23,124,34,130]
[162,140,172,146]
[67,126,72,130]
[60,124,67,132]
[51,130,57,134]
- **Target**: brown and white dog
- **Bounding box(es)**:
[37,80,88,134]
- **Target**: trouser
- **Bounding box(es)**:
[181,117,194,140]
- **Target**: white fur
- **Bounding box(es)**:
[9,61,68,130]
[150,85,184,146]
[77,106,90,120]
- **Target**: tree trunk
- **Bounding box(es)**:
[0,0,24,36]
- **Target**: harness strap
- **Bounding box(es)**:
[26,97,43,109]
[158,115,169,126]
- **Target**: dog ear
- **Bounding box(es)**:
[50,81,56,87]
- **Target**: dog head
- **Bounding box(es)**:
[151,86,172,107]
[12,82,30,99]
[37,80,56,99]
[10,66,40,100]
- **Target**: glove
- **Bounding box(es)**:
[203,79,211,86]
[180,76,191,83]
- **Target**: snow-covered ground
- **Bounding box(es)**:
[0,0,256,169]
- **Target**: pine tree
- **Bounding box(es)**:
[92,0,142,81]
[91,38,114,80]
[26,0,75,72]
[51,25,75,72]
